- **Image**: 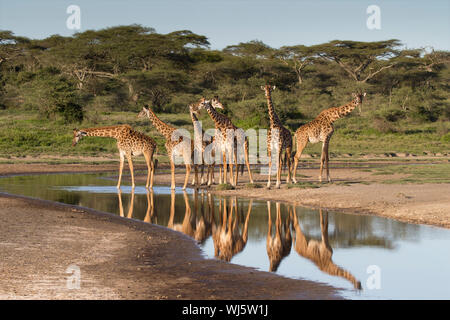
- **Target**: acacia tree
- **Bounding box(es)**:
[311,39,402,83]
[276,45,315,85]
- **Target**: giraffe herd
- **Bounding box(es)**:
[72,87,366,190]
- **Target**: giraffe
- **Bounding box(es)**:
[292,92,366,183]
[291,207,362,289]
[189,100,216,187]
[138,105,198,190]
[72,125,156,189]
[212,197,252,262]
[266,201,292,272]
[199,97,254,186]
[261,85,293,188]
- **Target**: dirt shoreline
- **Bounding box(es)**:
[0,164,341,300]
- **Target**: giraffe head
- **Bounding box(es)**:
[261,85,276,97]
[72,129,87,146]
[352,92,367,114]
[189,99,203,114]
[210,96,224,110]
[138,105,150,118]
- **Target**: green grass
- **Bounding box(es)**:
[245,183,263,189]
[216,183,234,190]
[371,163,450,184]
[0,109,448,161]
[287,181,324,189]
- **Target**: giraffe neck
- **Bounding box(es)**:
[322,99,359,123]
[266,93,281,127]
[336,100,358,118]
[145,107,175,139]
[190,110,205,139]
[81,125,130,139]
[205,104,232,129]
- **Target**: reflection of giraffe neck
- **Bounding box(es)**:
[81,125,130,139]
[293,211,361,289]
[145,107,175,139]
[265,91,281,127]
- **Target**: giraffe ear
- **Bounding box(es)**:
[272,85,276,91]
[260,85,265,90]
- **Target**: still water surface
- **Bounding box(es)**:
[0,172,449,299]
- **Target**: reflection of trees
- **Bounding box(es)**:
[212,197,252,262]
[266,202,292,272]
[292,207,362,289]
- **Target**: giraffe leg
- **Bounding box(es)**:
[183,164,191,190]
[150,158,155,189]
[233,149,238,187]
[126,153,135,189]
[286,146,292,184]
[194,164,200,189]
[170,159,176,190]
[267,148,272,188]
[207,165,213,187]
[325,139,332,183]
[276,150,282,189]
[117,151,125,189]
[319,141,326,183]
[222,152,227,184]
[229,150,235,187]
[292,138,307,184]
[144,151,152,189]
[200,164,205,185]
[245,143,254,184]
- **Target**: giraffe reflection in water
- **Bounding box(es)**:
[266,202,292,272]
[291,207,362,290]
[212,197,252,262]
[117,189,155,222]
[115,189,360,289]
[167,190,215,244]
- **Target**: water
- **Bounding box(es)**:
[1,172,449,299]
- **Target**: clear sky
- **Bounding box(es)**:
[0,0,449,50]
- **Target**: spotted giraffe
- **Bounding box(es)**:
[189,99,216,186]
[199,97,254,186]
[138,105,198,190]
[262,85,293,188]
[72,125,157,189]
[292,92,366,183]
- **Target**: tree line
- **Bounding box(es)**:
[0,24,449,133]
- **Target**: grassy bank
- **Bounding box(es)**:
[1,109,448,160]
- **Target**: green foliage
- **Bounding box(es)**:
[0,25,449,157]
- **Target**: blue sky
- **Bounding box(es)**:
[1,0,449,50]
